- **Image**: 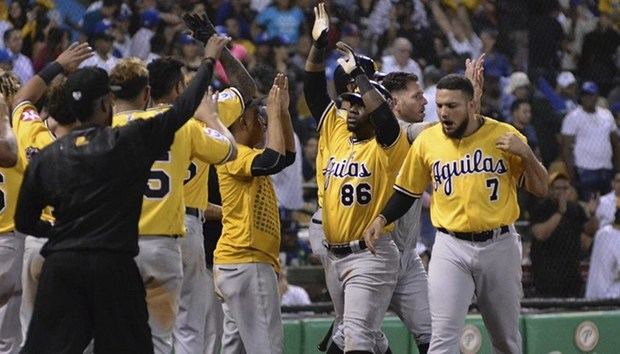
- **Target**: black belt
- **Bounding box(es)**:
[185,207,200,217]
[322,239,367,256]
[438,225,509,242]
[311,218,322,225]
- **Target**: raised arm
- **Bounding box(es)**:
[429,0,454,37]
[13,42,93,106]
[250,79,286,176]
[336,41,400,147]
[277,74,296,156]
[148,35,230,153]
[193,86,238,162]
[464,53,485,113]
[303,3,332,123]
[183,13,257,102]
[0,95,16,167]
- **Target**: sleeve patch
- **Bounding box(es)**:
[204,127,227,141]
[21,109,41,122]
[217,91,234,102]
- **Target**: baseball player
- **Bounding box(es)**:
[145,57,246,354]
[0,44,91,353]
[212,74,294,354]
[111,38,236,353]
[364,74,548,353]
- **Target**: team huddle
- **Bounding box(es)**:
[0,4,548,354]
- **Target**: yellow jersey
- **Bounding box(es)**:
[113,106,234,236]
[214,144,281,272]
[184,88,244,210]
[11,101,56,223]
[394,117,526,232]
[318,102,409,244]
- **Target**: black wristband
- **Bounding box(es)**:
[350,66,366,80]
[38,61,63,85]
[314,30,328,49]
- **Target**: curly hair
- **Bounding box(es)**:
[0,69,21,104]
[46,76,75,125]
[109,57,149,100]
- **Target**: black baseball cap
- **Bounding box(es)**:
[65,67,111,121]
[337,81,392,107]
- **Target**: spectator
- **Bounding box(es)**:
[145,33,166,65]
[278,267,311,306]
[79,21,119,74]
[561,81,618,199]
[272,133,304,213]
[254,0,305,44]
[529,171,598,297]
[579,14,620,95]
[177,33,201,74]
[422,66,441,122]
[503,71,562,166]
[527,0,564,77]
[215,0,253,39]
[3,28,33,84]
[32,26,69,73]
[129,9,160,60]
[586,209,620,299]
[80,0,121,38]
[381,37,424,85]
[480,28,510,78]
[555,71,578,115]
[430,1,482,59]
[510,99,539,156]
[7,1,26,30]
[302,134,317,182]
[0,48,12,71]
[596,172,620,228]
[111,11,132,58]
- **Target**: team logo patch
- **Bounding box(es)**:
[218,91,232,101]
[20,109,40,122]
[25,146,40,160]
[203,127,226,141]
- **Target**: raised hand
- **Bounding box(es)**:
[204,35,231,61]
[182,13,216,44]
[274,73,289,114]
[194,86,219,124]
[465,53,485,105]
[335,41,360,74]
[266,79,282,124]
[312,3,329,47]
[55,42,93,73]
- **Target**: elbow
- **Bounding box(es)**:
[0,152,17,168]
[228,145,238,162]
[530,183,548,198]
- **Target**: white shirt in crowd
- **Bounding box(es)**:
[281,284,311,307]
[596,191,617,228]
[271,133,304,211]
[423,84,438,123]
[10,51,34,85]
[79,53,119,74]
[446,32,482,59]
[586,225,620,299]
[561,106,617,170]
[381,56,424,87]
[130,28,154,61]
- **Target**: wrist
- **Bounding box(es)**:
[377,214,387,226]
[202,57,216,65]
[38,61,64,85]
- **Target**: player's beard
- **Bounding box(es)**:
[443,108,470,139]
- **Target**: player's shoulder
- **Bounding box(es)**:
[414,122,443,143]
[482,116,521,135]
[12,101,40,125]
[113,109,159,126]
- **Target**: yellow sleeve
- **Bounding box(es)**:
[506,127,528,186]
[317,104,348,153]
[220,145,262,177]
[217,88,245,127]
[189,120,234,165]
[11,101,53,161]
[394,136,430,198]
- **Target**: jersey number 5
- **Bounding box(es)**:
[341,183,372,206]
[486,177,499,202]
[145,152,171,199]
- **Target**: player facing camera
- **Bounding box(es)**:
[336,81,392,135]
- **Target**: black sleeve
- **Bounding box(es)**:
[369,102,401,148]
[250,148,285,176]
[303,71,332,126]
[282,151,295,168]
[381,189,418,224]
[529,199,555,224]
[137,60,215,160]
[15,160,53,238]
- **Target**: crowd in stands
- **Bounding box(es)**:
[1,0,620,300]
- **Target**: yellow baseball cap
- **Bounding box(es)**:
[548,170,570,185]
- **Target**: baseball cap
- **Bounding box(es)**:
[548,170,570,185]
[92,20,114,41]
[556,71,576,88]
[65,67,111,120]
[581,81,599,95]
[141,9,160,28]
[338,81,391,107]
[610,102,620,116]
[506,72,531,94]
[178,33,196,46]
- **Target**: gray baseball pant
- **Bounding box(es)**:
[204,266,224,354]
[136,236,183,354]
[173,214,209,354]
[0,232,23,354]
[213,262,282,354]
[428,228,522,354]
